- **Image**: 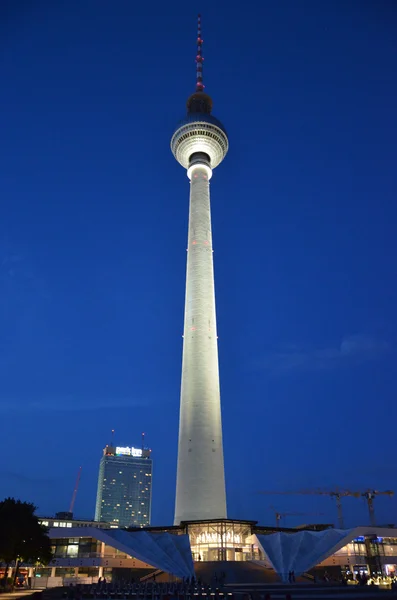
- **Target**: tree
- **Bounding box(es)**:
[0,498,52,587]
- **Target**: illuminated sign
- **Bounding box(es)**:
[115,446,142,457]
[194,532,242,545]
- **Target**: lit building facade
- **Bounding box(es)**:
[39,516,117,530]
[94,445,152,528]
[312,533,397,579]
[186,520,255,562]
[10,523,397,586]
[252,526,397,582]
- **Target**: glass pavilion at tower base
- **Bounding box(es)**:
[134,519,264,563]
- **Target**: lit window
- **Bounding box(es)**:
[53,522,59,527]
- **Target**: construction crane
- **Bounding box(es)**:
[69,466,82,515]
[323,490,361,529]
[258,489,360,529]
[362,490,394,526]
[271,507,325,528]
[274,511,306,527]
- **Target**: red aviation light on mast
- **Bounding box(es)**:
[196,14,204,92]
[185,15,214,115]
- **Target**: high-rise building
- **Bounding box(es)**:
[171,15,228,525]
[94,444,152,528]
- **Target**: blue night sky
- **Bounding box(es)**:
[1,0,397,529]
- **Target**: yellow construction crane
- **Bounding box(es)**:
[257,489,360,529]
[362,490,394,526]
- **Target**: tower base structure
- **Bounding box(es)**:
[128,517,331,562]
[127,520,397,584]
[130,518,262,562]
[44,518,397,584]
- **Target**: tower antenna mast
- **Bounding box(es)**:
[196,14,204,92]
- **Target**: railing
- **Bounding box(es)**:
[140,570,163,583]
[53,553,131,559]
[32,576,97,588]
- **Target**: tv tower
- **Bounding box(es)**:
[171,15,228,524]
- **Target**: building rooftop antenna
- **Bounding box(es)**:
[196,14,204,92]
[110,429,115,446]
[142,432,145,452]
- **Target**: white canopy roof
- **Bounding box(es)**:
[50,524,396,581]
[255,528,353,581]
[49,527,194,579]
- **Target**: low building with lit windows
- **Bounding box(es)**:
[306,530,397,579]
[8,520,397,586]
[36,525,192,586]
[38,516,117,530]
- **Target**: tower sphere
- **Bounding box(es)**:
[171,17,228,172]
[171,99,229,171]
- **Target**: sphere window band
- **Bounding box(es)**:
[171,124,228,170]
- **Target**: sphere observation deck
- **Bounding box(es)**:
[171,95,229,170]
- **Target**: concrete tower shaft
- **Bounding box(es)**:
[174,161,227,524]
[172,15,228,525]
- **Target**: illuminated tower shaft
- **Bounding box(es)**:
[172,15,229,525]
[174,159,226,524]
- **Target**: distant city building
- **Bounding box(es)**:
[39,516,117,529]
[94,444,152,528]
